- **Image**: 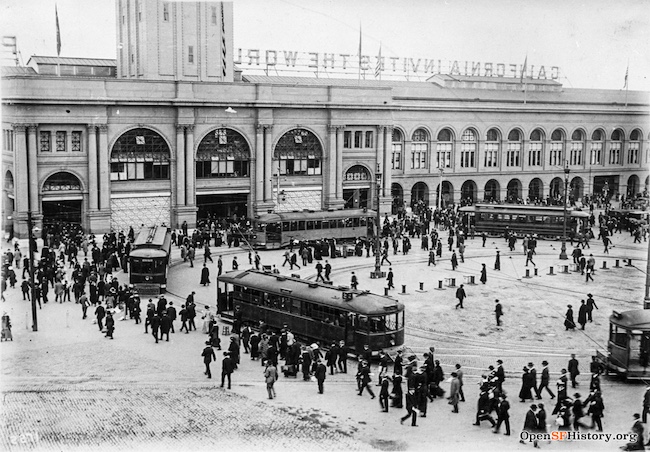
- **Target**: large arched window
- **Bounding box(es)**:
[391,129,402,170]
[609,129,624,165]
[274,128,322,175]
[410,128,428,169]
[196,128,250,178]
[570,130,584,166]
[506,129,521,167]
[436,128,453,168]
[590,129,604,165]
[484,128,500,168]
[549,129,564,167]
[628,129,641,165]
[460,128,477,168]
[528,129,543,166]
[43,171,82,191]
[110,128,170,180]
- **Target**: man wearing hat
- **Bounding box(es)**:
[455,284,467,309]
[201,341,216,378]
[536,360,554,400]
[586,294,598,322]
[495,359,505,392]
[493,393,510,435]
[220,351,235,389]
[622,414,645,451]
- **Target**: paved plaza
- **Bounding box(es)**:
[1,218,648,451]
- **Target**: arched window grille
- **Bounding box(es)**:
[274,129,322,175]
[196,128,250,178]
[110,128,170,180]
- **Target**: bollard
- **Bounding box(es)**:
[534,268,539,276]
[615,259,620,268]
[562,265,569,274]
[602,261,607,269]
[384,287,389,296]
[627,259,633,267]
[419,282,424,291]
[548,266,555,276]
[525,269,531,278]
[438,280,444,289]
[402,285,407,294]
[449,278,456,287]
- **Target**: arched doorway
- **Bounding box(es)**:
[549,177,564,203]
[343,165,371,209]
[570,177,584,202]
[627,175,640,197]
[506,179,522,203]
[435,181,453,208]
[460,180,477,204]
[3,171,14,237]
[110,127,172,232]
[411,182,429,209]
[196,127,251,222]
[528,178,543,203]
[484,179,500,202]
[41,171,83,229]
[391,183,404,215]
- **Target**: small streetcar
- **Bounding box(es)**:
[596,310,650,380]
[129,226,172,293]
[217,269,405,356]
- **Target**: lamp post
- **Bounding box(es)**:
[27,211,39,331]
[559,161,570,260]
[370,165,385,279]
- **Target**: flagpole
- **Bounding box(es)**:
[358,23,362,83]
[624,60,629,107]
[56,4,61,76]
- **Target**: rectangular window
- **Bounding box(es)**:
[56,131,66,152]
[188,46,194,64]
[528,142,542,166]
[549,142,563,166]
[609,143,621,165]
[71,131,82,152]
[484,143,498,167]
[392,143,402,170]
[163,2,169,21]
[411,142,427,169]
[506,142,520,167]
[110,162,127,181]
[343,131,352,148]
[628,142,639,164]
[569,142,583,165]
[211,6,217,24]
[365,131,373,148]
[354,131,362,148]
[40,131,51,152]
[436,143,452,168]
[460,143,475,168]
[590,142,602,165]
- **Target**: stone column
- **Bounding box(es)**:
[97,125,110,211]
[255,124,264,207]
[13,125,29,214]
[336,127,344,200]
[185,125,195,207]
[26,125,39,213]
[175,125,186,207]
[87,125,98,211]
[263,125,273,203]
[326,125,337,207]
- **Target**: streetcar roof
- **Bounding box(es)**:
[459,204,588,217]
[609,309,650,330]
[130,248,168,258]
[132,226,172,252]
[218,269,404,315]
[255,209,377,223]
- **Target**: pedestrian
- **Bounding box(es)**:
[264,359,278,399]
[95,301,106,331]
[451,251,458,270]
[204,243,213,263]
[578,300,588,330]
[495,359,505,392]
[315,262,325,282]
[536,360,555,399]
[586,293,598,322]
[474,390,497,428]
[324,260,332,281]
[187,245,195,268]
[455,363,465,402]
[290,252,300,269]
[220,352,235,389]
[105,311,115,339]
[480,263,487,284]
[150,314,160,343]
[187,298,197,331]
[458,242,465,263]
[455,284,467,309]
[379,375,391,412]
[568,354,580,388]
[160,312,171,341]
[519,366,535,402]
[380,248,392,266]
[200,263,210,286]
[326,342,339,375]
[643,386,650,423]
[350,272,358,290]
[386,268,395,290]
[449,371,461,413]
[587,391,604,431]
[519,404,539,447]
[494,250,501,271]
[621,414,644,451]
[564,304,576,330]
[552,369,569,415]
[585,265,594,282]
[492,394,510,436]
[166,302,176,333]
[337,340,348,373]
[525,248,535,267]
[494,299,503,326]
[1,312,13,341]
[202,341,217,378]
[232,256,238,270]
[357,360,375,398]
[179,304,189,333]
[315,359,327,394]
[572,393,585,431]
[254,251,261,270]
[400,387,418,426]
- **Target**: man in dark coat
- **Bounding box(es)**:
[400,387,418,426]
[150,314,160,343]
[228,336,240,368]
[493,393,511,435]
[536,360,555,399]
[104,311,114,339]
[568,354,580,388]
[166,302,176,333]
[386,268,395,290]
[379,376,391,412]
[578,300,588,330]
[495,300,503,326]
[160,312,171,342]
[357,361,375,398]
[202,341,216,378]
[95,301,106,331]
[200,263,210,286]
[315,359,327,394]
[495,359,505,392]
[519,404,539,447]
[455,284,467,309]
[586,293,598,322]
[337,340,348,373]
[494,250,501,270]
[474,390,496,427]
[221,352,235,389]
[480,264,487,284]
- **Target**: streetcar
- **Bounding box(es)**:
[595,310,650,380]
[129,226,172,293]
[459,203,589,238]
[242,209,377,249]
[217,269,405,356]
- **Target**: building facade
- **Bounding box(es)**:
[2,1,649,238]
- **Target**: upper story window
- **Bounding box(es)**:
[274,128,322,176]
[110,128,170,181]
[549,129,564,167]
[391,129,402,170]
[590,129,604,165]
[628,129,641,165]
[506,129,521,167]
[188,46,194,64]
[42,171,82,192]
[71,131,82,152]
[163,2,169,21]
[410,128,428,169]
[3,129,14,152]
[436,128,453,168]
[196,128,250,178]
[344,129,374,149]
[460,128,476,168]
[528,129,543,166]
[56,131,67,152]
[40,131,51,152]
[569,130,584,166]
[484,128,499,168]
[609,128,623,165]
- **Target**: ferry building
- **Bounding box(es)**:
[2,0,649,238]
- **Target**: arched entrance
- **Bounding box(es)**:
[41,171,83,229]
[570,177,584,202]
[506,179,522,203]
[110,127,172,232]
[627,175,640,197]
[3,171,14,237]
[528,178,543,203]
[549,177,564,203]
[343,165,371,209]
[391,183,404,215]
[411,182,429,209]
[484,179,500,202]
[460,180,477,204]
[435,181,453,208]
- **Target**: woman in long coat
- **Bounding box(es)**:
[200,263,210,286]
[519,367,534,402]
[564,304,576,330]
[480,264,487,284]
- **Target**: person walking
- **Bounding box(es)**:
[264,359,278,399]
[568,354,580,388]
[400,387,418,426]
[187,245,195,268]
[200,263,210,286]
[495,299,503,326]
[179,304,189,333]
[586,293,598,322]
[150,314,160,343]
[289,252,300,270]
[315,359,327,394]
[525,248,536,267]
[160,312,171,341]
[315,262,325,282]
[1,312,12,341]
[337,340,348,373]
[202,341,217,378]
[578,300,588,330]
[386,268,395,290]
[166,302,176,333]
[519,404,539,447]
[494,250,501,271]
[80,292,90,319]
[642,386,650,423]
[217,255,223,276]
[480,264,487,284]
[449,372,461,413]
[204,243,213,263]
[380,248,392,266]
[220,352,235,389]
[357,361,375,398]
[324,260,332,281]
[451,251,458,271]
[350,272,358,290]
[564,304,576,330]
[536,360,555,399]
[379,375,391,412]
[105,311,115,339]
[455,284,467,309]
[493,393,511,435]
[455,363,466,402]
[95,301,106,331]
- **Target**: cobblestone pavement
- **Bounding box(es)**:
[1,217,648,451]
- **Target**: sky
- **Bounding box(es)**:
[1,0,649,91]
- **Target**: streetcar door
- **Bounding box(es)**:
[344,313,356,345]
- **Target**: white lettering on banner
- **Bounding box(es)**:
[235,48,560,80]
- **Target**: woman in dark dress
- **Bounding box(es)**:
[200,263,210,286]
[519,367,534,402]
[564,304,576,330]
[480,264,487,284]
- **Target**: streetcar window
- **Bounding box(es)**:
[290,221,298,231]
[517,215,527,223]
[268,293,281,308]
[298,221,306,230]
[344,218,353,227]
[611,325,628,347]
[255,222,266,232]
[292,299,301,313]
[306,221,314,230]
[282,222,290,231]
[369,316,387,332]
[337,219,345,228]
[357,315,368,331]
[329,220,337,228]
[360,217,367,226]
[322,220,329,230]
[314,220,322,230]
[383,314,397,331]
[266,223,280,234]
[352,218,360,227]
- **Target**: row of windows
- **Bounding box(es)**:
[343,130,374,149]
[39,131,82,152]
[278,216,371,232]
